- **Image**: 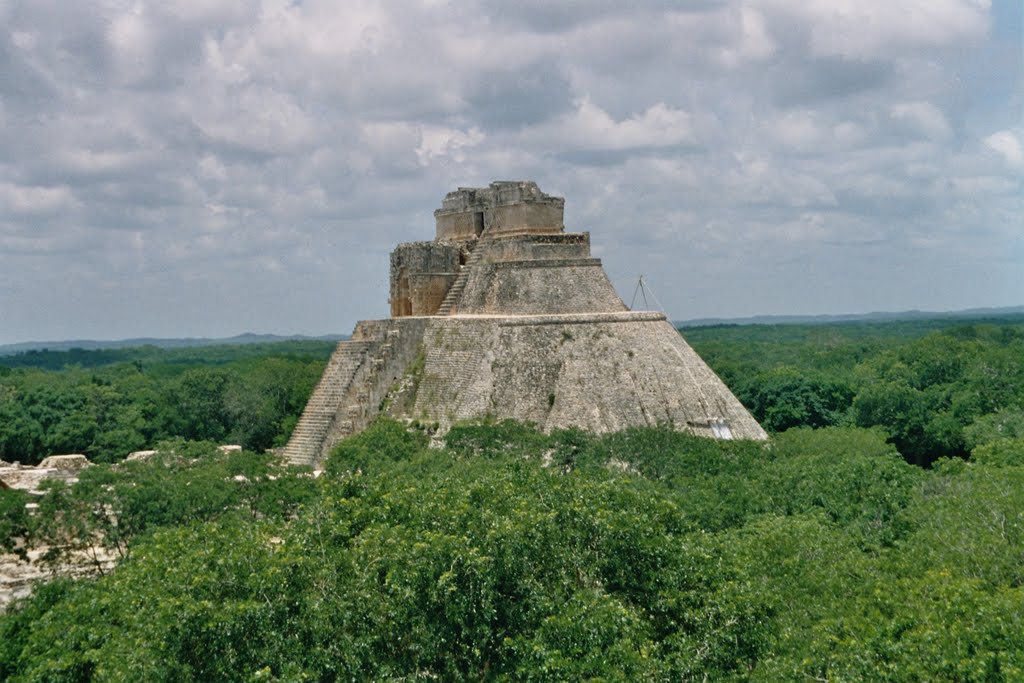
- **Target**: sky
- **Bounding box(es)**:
[1,0,1021,344]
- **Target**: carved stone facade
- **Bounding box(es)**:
[389,181,585,318]
[389,242,460,317]
[283,182,767,467]
[434,180,565,242]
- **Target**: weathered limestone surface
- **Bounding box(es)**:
[281,340,376,465]
[456,260,628,315]
[0,455,92,494]
[434,181,564,241]
[390,241,460,317]
[37,454,91,470]
[317,317,428,461]
[1,547,117,613]
[284,180,768,467]
[482,233,589,262]
[283,318,428,466]
[403,312,766,439]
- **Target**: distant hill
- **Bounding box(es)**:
[0,333,347,357]
[675,305,1024,328]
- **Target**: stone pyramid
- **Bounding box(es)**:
[283,181,766,466]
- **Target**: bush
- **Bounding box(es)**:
[0,487,31,557]
[763,427,921,547]
[326,418,428,476]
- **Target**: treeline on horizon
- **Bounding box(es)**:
[685,315,1024,467]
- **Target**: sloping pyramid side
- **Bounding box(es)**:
[404,312,767,440]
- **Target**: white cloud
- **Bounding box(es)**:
[197,155,228,182]
[534,98,695,152]
[415,125,486,166]
[0,183,77,216]
[0,0,1019,343]
[767,110,829,151]
[950,175,1018,195]
[56,147,155,177]
[985,130,1024,168]
[718,5,777,66]
[727,153,838,208]
[107,9,155,84]
[890,102,953,140]
[763,0,991,59]
[187,84,317,153]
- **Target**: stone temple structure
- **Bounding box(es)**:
[283,181,766,466]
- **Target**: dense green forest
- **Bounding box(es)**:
[0,341,336,464]
[3,419,1024,680]
[686,316,1024,466]
[2,317,1024,680]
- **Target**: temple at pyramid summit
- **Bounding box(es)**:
[283,181,767,466]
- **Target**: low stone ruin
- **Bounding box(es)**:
[0,454,92,494]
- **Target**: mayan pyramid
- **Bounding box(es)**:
[283,181,767,466]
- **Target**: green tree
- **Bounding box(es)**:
[0,487,31,558]
[739,366,854,432]
[763,427,921,547]
[164,368,232,442]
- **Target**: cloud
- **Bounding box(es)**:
[0,0,1019,343]
[718,6,777,65]
[985,130,1024,168]
[415,126,486,166]
[532,99,695,154]
[890,102,954,141]
[763,0,991,60]
[0,183,77,216]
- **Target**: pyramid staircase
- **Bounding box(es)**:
[283,324,419,467]
[330,327,402,439]
[435,238,488,316]
[282,340,377,466]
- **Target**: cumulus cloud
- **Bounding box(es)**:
[0,183,77,216]
[890,102,954,141]
[763,0,991,59]
[985,130,1024,168]
[0,0,1019,343]
[415,125,486,166]
[532,98,695,153]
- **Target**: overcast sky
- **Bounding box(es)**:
[1,0,1021,344]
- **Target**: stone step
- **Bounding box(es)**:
[285,320,421,466]
[437,242,487,315]
[283,338,383,465]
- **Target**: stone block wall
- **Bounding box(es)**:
[434,181,565,242]
[319,317,429,459]
[435,211,484,242]
[401,312,767,440]
[389,241,460,317]
[484,202,564,237]
[405,318,501,424]
[456,260,628,315]
[482,233,590,262]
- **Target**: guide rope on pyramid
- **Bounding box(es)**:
[283,181,767,467]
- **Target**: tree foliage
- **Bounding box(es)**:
[689,317,1024,466]
[0,342,330,464]
[2,317,1024,679]
[26,441,317,571]
[0,487,31,558]
[7,412,1024,681]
